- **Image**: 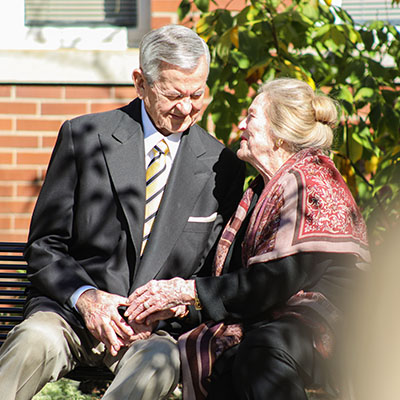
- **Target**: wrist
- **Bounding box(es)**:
[178,279,196,305]
[76,288,97,313]
[71,285,97,310]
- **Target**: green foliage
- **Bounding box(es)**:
[32,379,97,400]
[179,0,400,247]
[32,379,184,400]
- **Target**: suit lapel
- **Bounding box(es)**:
[99,100,146,262]
[133,127,211,289]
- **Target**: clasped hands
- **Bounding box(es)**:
[76,278,195,357]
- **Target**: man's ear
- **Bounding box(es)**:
[132,69,145,99]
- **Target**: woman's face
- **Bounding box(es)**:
[237,93,276,171]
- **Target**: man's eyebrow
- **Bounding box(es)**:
[163,88,205,97]
[163,89,181,95]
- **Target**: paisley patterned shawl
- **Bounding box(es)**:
[178,148,370,400]
[243,147,370,266]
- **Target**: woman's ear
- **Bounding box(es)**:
[132,69,145,99]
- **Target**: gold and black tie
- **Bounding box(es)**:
[141,140,169,255]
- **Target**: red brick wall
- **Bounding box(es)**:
[0,84,137,242]
[151,0,248,28]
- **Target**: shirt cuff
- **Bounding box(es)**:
[69,285,97,309]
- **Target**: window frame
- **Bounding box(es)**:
[340,0,400,24]
[25,0,138,28]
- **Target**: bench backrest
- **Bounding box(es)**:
[0,242,27,346]
[0,241,114,381]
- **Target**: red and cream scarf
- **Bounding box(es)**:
[178,148,370,400]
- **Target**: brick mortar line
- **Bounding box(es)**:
[0,199,40,202]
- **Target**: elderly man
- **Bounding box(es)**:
[0,25,245,400]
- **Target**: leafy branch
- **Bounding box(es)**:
[179,0,400,246]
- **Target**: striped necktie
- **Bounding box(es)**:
[141,139,169,255]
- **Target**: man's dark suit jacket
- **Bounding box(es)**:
[24,98,245,332]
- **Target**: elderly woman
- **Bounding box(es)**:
[125,78,370,400]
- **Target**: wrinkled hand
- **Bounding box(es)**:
[128,319,157,341]
[76,289,134,356]
[125,278,195,323]
[132,305,188,326]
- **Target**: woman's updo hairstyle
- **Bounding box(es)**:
[260,78,339,152]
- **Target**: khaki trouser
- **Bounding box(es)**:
[0,311,180,400]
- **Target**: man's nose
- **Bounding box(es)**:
[238,118,246,130]
[176,97,192,115]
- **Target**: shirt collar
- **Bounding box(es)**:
[141,101,182,159]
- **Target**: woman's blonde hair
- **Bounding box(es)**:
[260,78,339,152]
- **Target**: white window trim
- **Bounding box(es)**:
[338,0,400,24]
[0,0,150,84]
[0,49,140,84]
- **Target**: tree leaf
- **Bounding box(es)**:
[231,50,251,69]
[369,103,382,130]
[349,133,364,162]
[230,26,239,48]
[216,30,233,63]
[193,0,209,12]
[354,87,375,102]
[177,0,191,21]
[352,125,377,155]
[196,14,216,41]
[301,2,319,20]
[337,85,354,104]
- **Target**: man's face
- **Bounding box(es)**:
[133,56,208,136]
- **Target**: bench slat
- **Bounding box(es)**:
[0,282,30,288]
[0,256,25,262]
[0,290,26,296]
[0,315,23,322]
[0,263,27,268]
[0,309,25,314]
[0,242,26,252]
[0,324,18,329]
[0,298,25,305]
[0,273,28,279]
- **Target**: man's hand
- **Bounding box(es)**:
[125,278,195,323]
[76,289,134,356]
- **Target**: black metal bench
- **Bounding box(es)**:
[0,241,114,383]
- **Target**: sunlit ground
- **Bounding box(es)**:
[33,379,334,399]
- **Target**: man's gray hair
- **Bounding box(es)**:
[139,25,210,85]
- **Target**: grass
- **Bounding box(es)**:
[33,379,333,399]
[32,379,100,400]
[33,379,183,400]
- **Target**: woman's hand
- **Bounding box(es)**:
[136,305,189,326]
[125,278,195,323]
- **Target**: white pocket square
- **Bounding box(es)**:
[188,212,217,223]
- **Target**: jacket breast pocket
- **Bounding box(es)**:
[184,212,217,232]
[183,220,215,233]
